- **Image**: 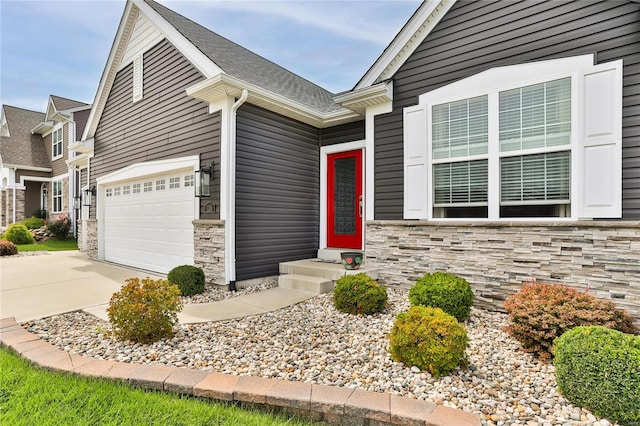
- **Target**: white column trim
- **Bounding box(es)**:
[320,140,366,250]
[365,101,393,221]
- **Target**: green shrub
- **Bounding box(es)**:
[47,214,71,240]
[554,326,640,425]
[333,273,388,315]
[408,272,474,322]
[22,216,45,230]
[167,265,205,296]
[388,306,468,378]
[0,240,18,256]
[2,224,35,245]
[107,277,183,343]
[504,282,638,360]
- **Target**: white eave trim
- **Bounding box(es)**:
[354,0,456,90]
[96,155,199,185]
[4,164,53,173]
[67,153,90,168]
[186,74,361,128]
[334,82,393,115]
[31,121,54,135]
[69,138,94,154]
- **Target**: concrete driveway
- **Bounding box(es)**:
[0,251,161,322]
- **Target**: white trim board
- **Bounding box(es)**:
[319,140,366,250]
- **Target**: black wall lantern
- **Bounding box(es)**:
[195,161,214,198]
[83,186,96,206]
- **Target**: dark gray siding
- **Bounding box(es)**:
[375,0,640,219]
[236,103,320,281]
[91,39,221,219]
[320,120,365,146]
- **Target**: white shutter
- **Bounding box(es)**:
[578,60,623,218]
[403,105,428,219]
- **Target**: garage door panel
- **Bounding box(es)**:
[103,171,195,274]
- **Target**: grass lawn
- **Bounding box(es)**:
[16,239,78,252]
[0,348,319,425]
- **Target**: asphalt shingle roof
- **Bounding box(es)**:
[50,95,88,111]
[144,0,342,114]
[0,106,50,169]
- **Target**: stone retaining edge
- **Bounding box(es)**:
[0,317,479,426]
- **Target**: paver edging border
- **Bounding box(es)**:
[0,317,480,425]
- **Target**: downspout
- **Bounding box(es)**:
[227,89,248,291]
[11,167,16,224]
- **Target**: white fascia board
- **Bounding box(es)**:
[134,0,222,78]
[31,121,54,135]
[82,1,137,142]
[69,138,94,154]
[334,82,393,114]
[355,0,455,90]
[59,104,92,115]
[186,74,360,128]
[66,153,90,168]
[4,164,53,173]
[97,155,199,185]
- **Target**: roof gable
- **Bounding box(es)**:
[83,0,358,140]
[354,0,456,90]
[0,105,50,169]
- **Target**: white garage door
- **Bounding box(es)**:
[103,172,195,273]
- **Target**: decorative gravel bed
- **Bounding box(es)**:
[24,287,615,426]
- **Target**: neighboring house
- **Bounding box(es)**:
[78,0,639,318]
[0,106,49,227]
[0,95,91,236]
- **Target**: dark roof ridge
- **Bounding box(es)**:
[145,0,341,113]
[3,104,45,115]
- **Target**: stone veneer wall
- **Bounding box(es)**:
[1,189,26,225]
[81,219,98,259]
[366,220,640,320]
[193,220,225,287]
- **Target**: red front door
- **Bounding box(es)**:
[327,149,363,249]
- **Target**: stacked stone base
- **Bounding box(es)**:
[366,220,640,320]
[193,220,225,287]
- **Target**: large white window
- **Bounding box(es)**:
[52,180,63,213]
[52,126,63,160]
[403,55,622,220]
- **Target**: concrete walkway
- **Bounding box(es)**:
[1,251,315,323]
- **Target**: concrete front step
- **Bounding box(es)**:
[278,274,334,294]
[279,259,379,281]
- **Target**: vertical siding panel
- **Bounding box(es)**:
[236,103,320,281]
[91,39,221,219]
[375,0,640,219]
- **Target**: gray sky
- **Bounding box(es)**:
[0,0,421,112]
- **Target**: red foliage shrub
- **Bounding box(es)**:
[0,240,18,256]
[504,282,638,360]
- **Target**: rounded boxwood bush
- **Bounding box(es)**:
[0,240,18,256]
[2,224,35,245]
[408,272,474,322]
[388,305,468,378]
[505,282,638,360]
[554,326,640,425]
[333,273,387,315]
[22,216,44,230]
[107,277,182,343]
[167,265,205,296]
